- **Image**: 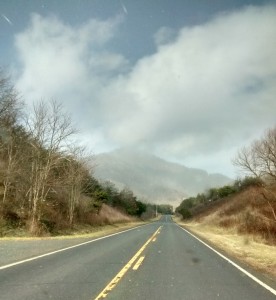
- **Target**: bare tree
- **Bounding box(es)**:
[24,100,76,232]
[233,126,276,221]
[0,70,21,126]
[63,146,92,225]
[1,128,22,203]
[233,126,276,181]
[0,72,23,204]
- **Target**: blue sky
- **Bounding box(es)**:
[1,0,269,63]
[0,0,275,177]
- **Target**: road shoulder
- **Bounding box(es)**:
[174,217,276,289]
[0,221,146,267]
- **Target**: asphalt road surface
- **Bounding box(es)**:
[0,216,275,299]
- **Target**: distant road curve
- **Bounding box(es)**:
[0,216,275,299]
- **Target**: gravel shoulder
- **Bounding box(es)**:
[0,222,145,267]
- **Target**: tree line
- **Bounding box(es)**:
[175,177,263,219]
[0,72,159,235]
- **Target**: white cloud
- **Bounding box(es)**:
[100,4,276,175]
[15,13,126,107]
[14,13,128,149]
[14,5,276,177]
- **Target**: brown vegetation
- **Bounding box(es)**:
[0,72,156,237]
[193,186,276,245]
[90,204,136,226]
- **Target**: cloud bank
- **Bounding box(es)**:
[14,5,276,176]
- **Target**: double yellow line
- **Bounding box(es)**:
[94,226,162,300]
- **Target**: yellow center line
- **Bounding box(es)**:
[132,256,145,271]
[94,226,162,300]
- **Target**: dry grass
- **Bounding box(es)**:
[95,204,136,224]
[1,220,146,241]
[0,204,141,238]
[81,204,137,227]
[193,187,276,245]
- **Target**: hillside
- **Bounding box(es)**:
[192,186,276,243]
[177,185,276,279]
[93,148,232,206]
[0,74,155,236]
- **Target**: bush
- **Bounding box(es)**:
[218,185,236,198]
[178,208,192,219]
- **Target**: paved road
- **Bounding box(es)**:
[0,216,275,299]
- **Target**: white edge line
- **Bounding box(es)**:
[177,224,276,296]
[0,224,148,270]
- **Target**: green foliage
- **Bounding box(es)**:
[207,188,219,201]
[136,200,147,217]
[157,204,173,214]
[196,193,207,204]
[178,207,192,219]
[94,189,109,202]
[217,185,236,198]
[234,176,264,190]
[175,179,252,220]
[175,197,194,219]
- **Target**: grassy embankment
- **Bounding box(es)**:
[175,186,276,280]
[0,204,145,239]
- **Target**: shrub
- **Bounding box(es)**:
[178,208,192,219]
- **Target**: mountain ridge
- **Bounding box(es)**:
[93,148,232,206]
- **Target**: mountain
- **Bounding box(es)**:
[93,148,232,206]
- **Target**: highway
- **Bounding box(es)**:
[0,216,275,299]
